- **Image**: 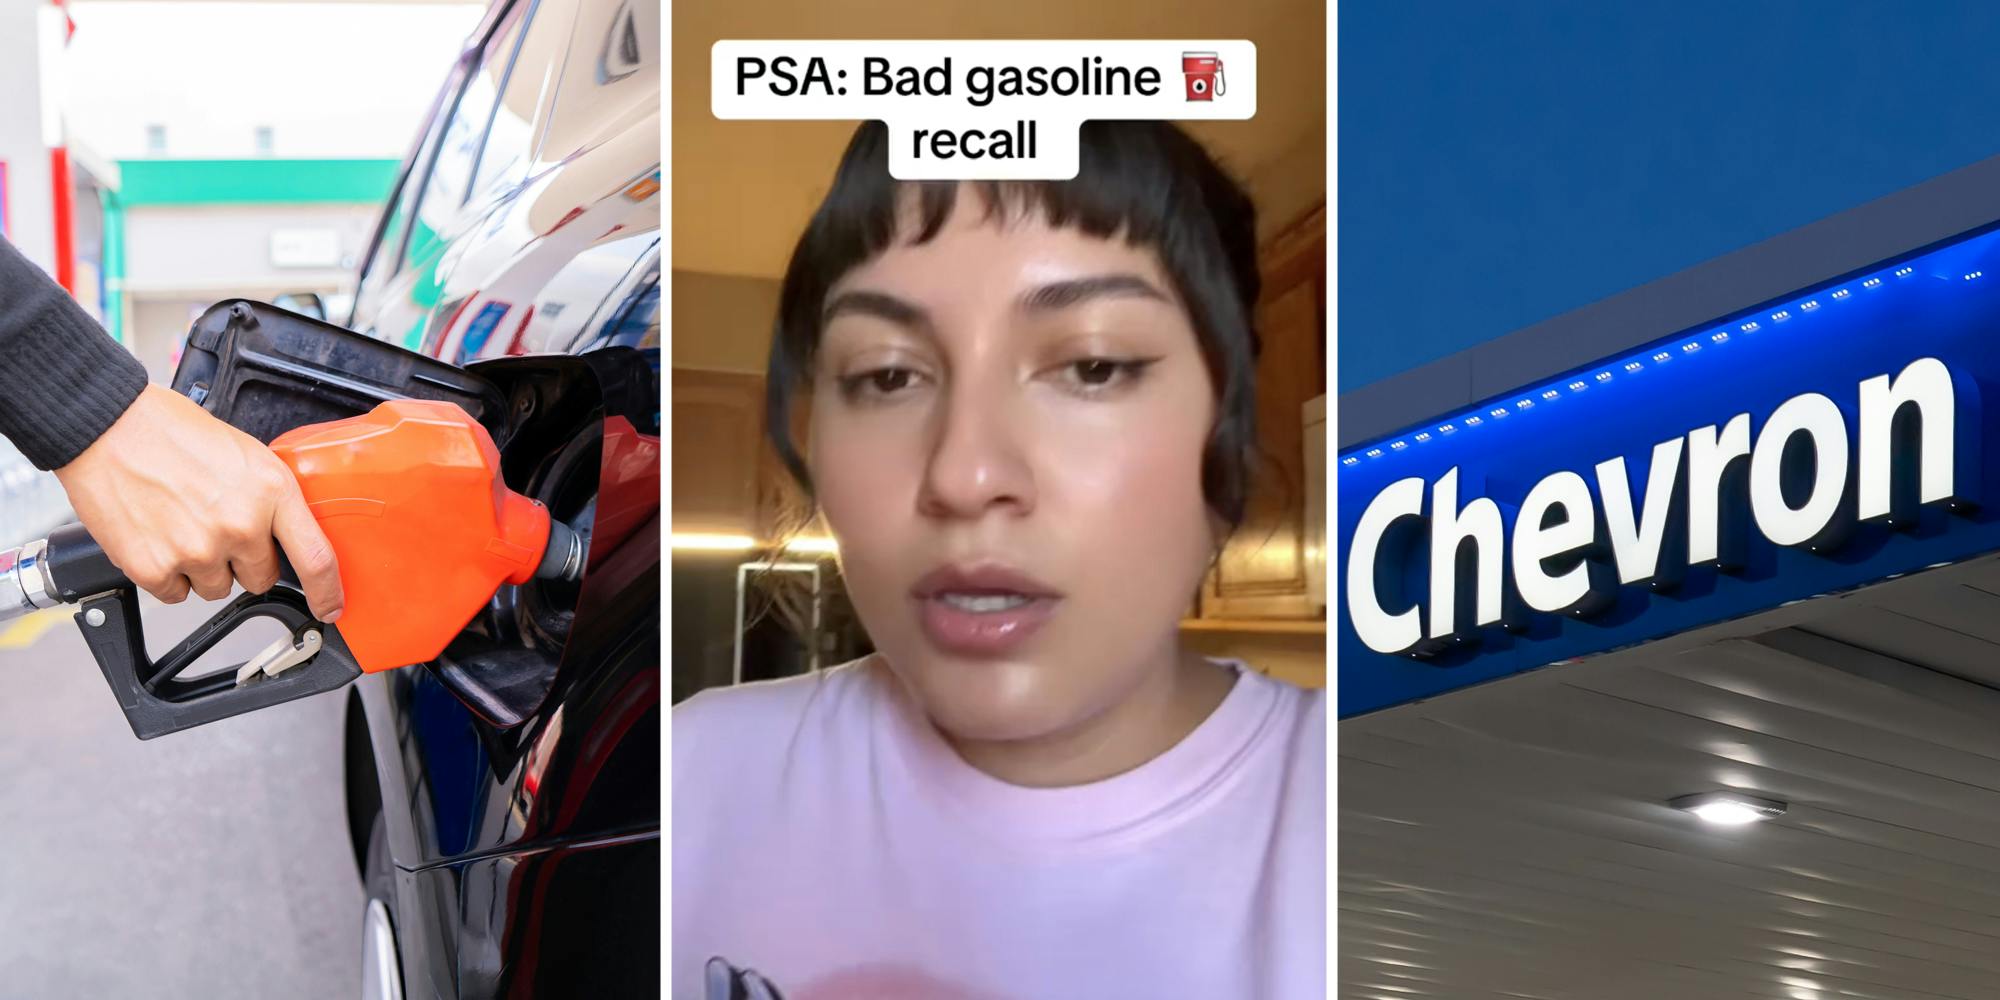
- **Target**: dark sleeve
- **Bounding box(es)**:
[0,236,149,471]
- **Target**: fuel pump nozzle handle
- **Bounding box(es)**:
[0,511,580,740]
[0,522,365,739]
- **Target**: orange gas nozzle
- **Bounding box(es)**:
[269,399,551,673]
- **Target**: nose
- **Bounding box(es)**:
[916,377,1035,520]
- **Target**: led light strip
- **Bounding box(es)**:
[1338,254,1965,470]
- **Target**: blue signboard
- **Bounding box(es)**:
[1337,220,2000,718]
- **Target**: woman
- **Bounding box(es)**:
[673,121,1325,1000]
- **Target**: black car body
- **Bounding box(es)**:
[340,0,660,995]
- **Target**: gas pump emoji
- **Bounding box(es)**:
[1182,52,1224,101]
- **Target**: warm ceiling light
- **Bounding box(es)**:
[670,533,840,554]
[669,533,758,551]
[1670,791,1787,825]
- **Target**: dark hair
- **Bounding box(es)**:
[765,120,1262,527]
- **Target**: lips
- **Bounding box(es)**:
[910,564,1063,658]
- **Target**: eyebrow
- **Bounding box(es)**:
[821,290,930,331]
[1017,274,1170,312]
[819,273,1170,330]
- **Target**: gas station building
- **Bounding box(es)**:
[1338,154,2000,999]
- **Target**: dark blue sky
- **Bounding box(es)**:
[1339,2,2000,391]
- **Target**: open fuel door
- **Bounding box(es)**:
[173,300,509,445]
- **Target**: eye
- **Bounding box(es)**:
[1074,360,1122,385]
[838,366,927,401]
[1055,357,1157,394]
[869,368,914,393]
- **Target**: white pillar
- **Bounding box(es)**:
[0,0,57,274]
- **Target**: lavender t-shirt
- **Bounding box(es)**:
[671,657,1326,1000]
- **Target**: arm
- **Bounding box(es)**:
[0,237,343,620]
[0,236,147,470]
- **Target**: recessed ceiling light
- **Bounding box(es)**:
[1670,791,1787,825]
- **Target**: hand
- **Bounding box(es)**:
[53,385,344,621]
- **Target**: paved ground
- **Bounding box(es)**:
[0,591,360,998]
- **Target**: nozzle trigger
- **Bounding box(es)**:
[235,628,323,686]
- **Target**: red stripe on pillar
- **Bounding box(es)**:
[49,146,74,295]
[50,0,78,293]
